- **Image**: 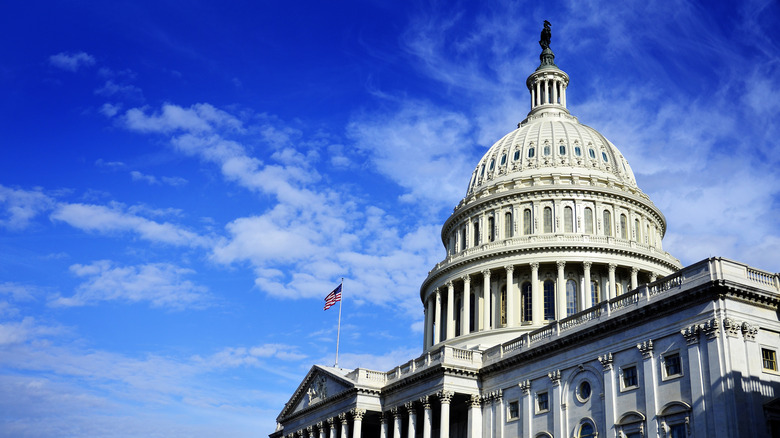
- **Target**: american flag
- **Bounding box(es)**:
[323,284,342,310]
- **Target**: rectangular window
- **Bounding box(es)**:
[622,366,638,389]
[763,348,778,371]
[507,401,519,420]
[536,391,549,413]
[669,424,686,438]
[664,353,682,377]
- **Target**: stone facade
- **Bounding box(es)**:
[271,28,780,438]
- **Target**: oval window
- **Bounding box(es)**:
[578,380,592,402]
[602,152,609,162]
[500,154,507,165]
[575,146,582,156]
[528,148,535,158]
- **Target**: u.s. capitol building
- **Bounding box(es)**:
[270,24,780,438]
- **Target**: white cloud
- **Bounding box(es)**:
[0,185,54,230]
[49,260,210,310]
[0,317,62,345]
[94,80,143,99]
[124,103,243,134]
[48,51,95,72]
[50,202,208,247]
[316,347,420,372]
[99,102,122,117]
[130,170,187,186]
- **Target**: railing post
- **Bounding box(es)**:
[604,300,611,317]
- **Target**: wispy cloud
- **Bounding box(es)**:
[50,202,209,247]
[48,51,95,72]
[49,260,210,310]
[130,170,188,187]
[0,185,54,230]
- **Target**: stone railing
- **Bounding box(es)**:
[357,258,778,381]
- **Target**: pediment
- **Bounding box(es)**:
[280,366,355,419]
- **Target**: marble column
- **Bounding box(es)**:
[505,266,515,327]
[446,281,455,340]
[650,272,658,283]
[405,401,417,438]
[434,288,441,345]
[608,263,617,299]
[535,81,540,107]
[392,408,402,438]
[421,396,432,438]
[638,341,658,438]
[552,79,558,104]
[462,276,471,335]
[482,270,491,331]
[380,414,388,438]
[439,391,453,438]
[339,413,349,438]
[531,262,542,325]
[353,409,365,438]
[318,422,326,438]
[631,267,639,291]
[329,418,337,438]
[467,395,482,438]
[583,261,592,308]
[556,261,566,319]
[549,371,562,438]
[598,354,616,438]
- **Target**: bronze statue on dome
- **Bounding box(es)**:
[539,20,551,50]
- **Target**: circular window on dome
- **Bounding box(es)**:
[500,154,507,165]
[514,150,521,161]
[601,152,609,163]
[575,146,582,156]
[559,145,566,155]
[588,149,596,159]
[576,380,592,402]
[528,148,535,158]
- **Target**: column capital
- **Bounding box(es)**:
[481,269,491,279]
[461,274,471,285]
[723,317,742,338]
[548,369,561,386]
[637,339,654,359]
[556,260,565,270]
[598,352,613,371]
[445,281,454,289]
[583,261,592,270]
[435,288,441,298]
[420,395,431,409]
[742,321,759,341]
[702,317,720,339]
[438,390,454,404]
[404,401,415,412]
[469,394,482,407]
[327,418,336,427]
[307,426,314,435]
[631,266,639,274]
[608,263,617,272]
[505,265,514,273]
[530,262,540,271]
[390,406,401,419]
[352,408,366,421]
[339,412,348,424]
[681,324,700,345]
[519,379,531,395]
[379,412,388,424]
[317,421,324,430]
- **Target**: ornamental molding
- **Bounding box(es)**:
[438,390,454,404]
[598,352,614,371]
[637,340,654,359]
[548,369,562,385]
[681,324,700,345]
[519,379,532,394]
[352,408,366,421]
[420,396,431,410]
[701,318,720,339]
[723,317,741,338]
[469,394,482,407]
[742,321,759,341]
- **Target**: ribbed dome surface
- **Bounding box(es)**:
[467,112,638,195]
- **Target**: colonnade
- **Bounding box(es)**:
[530,75,567,109]
[424,261,659,348]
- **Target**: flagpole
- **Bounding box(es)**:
[335,278,343,368]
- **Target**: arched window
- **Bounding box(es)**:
[480,164,485,176]
[602,151,609,162]
[522,282,532,322]
[564,206,574,233]
[603,210,612,236]
[591,281,600,305]
[634,218,641,241]
[523,209,532,235]
[578,421,597,438]
[489,159,495,171]
[543,207,553,233]
[566,279,577,316]
[620,214,628,239]
[646,224,651,244]
[559,145,566,155]
[505,212,513,238]
[500,285,507,326]
[543,280,555,320]
[528,147,535,158]
[488,217,495,242]
[588,148,596,159]
[473,221,480,246]
[513,150,520,161]
[544,145,551,156]
[500,154,507,165]
[584,208,594,234]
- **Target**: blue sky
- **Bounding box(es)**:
[1,1,779,436]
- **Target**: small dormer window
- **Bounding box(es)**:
[589,149,596,159]
[528,148,535,158]
[480,165,486,176]
[500,154,507,165]
[514,150,521,161]
[544,145,551,156]
[574,146,582,156]
[489,159,495,171]
[602,152,609,162]
[559,145,566,155]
